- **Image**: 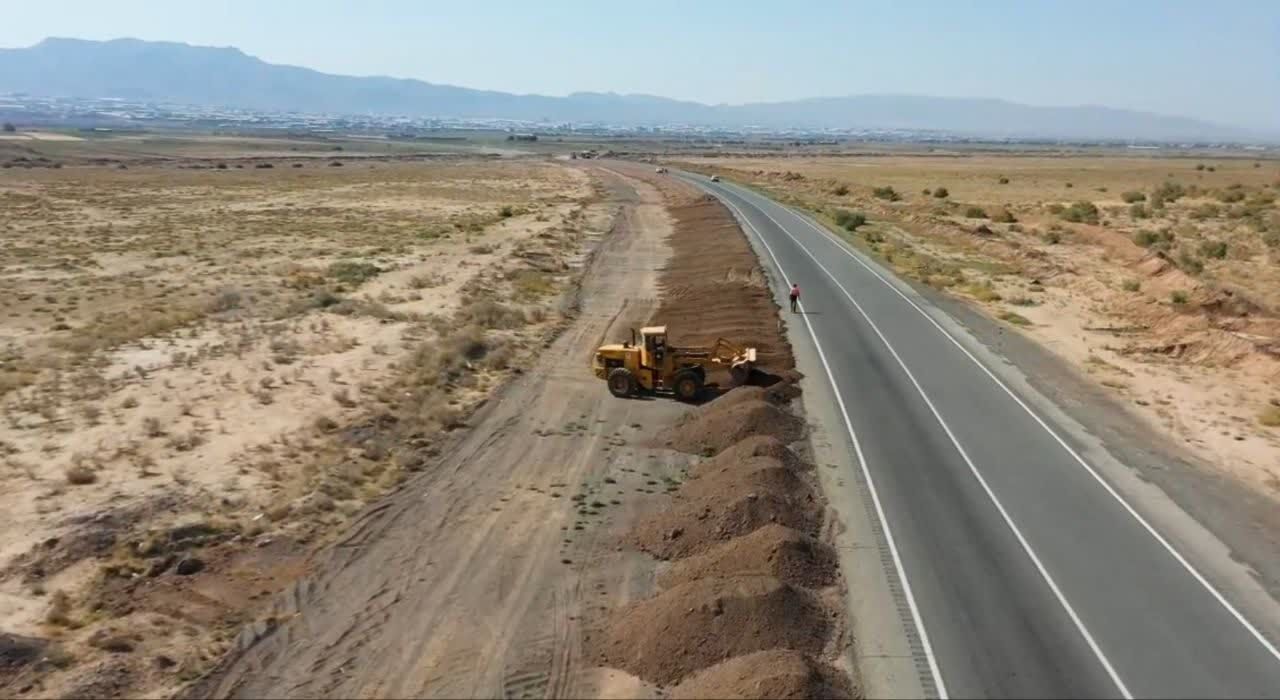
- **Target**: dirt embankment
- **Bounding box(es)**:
[584,168,857,698]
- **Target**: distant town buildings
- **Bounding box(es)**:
[0,93,1272,151]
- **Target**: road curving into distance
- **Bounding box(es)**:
[677,171,1280,699]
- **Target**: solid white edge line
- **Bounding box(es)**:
[750,185,1280,667]
[719,187,1132,697]
[712,192,950,700]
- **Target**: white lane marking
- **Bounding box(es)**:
[737,184,1280,667]
[713,193,950,699]
[721,185,1135,697]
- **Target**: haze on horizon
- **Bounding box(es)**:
[3,0,1277,131]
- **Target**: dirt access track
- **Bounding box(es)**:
[187,163,837,698]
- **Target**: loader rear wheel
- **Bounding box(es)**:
[729,363,751,387]
[607,368,637,398]
[673,370,703,402]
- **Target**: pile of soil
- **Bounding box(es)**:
[630,460,821,560]
[669,399,804,456]
[671,649,855,700]
[658,524,839,591]
[592,576,830,686]
[681,456,808,501]
[689,434,807,477]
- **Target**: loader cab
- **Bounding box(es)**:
[639,325,668,371]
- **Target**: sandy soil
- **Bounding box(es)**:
[0,157,602,698]
[672,155,1280,500]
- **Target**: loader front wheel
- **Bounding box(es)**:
[673,370,703,402]
[607,368,637,398]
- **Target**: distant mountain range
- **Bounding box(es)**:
[0,37,1269,142]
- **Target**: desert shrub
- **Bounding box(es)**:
[209,287,243,312]
[966,283,1002,302]
[1130,203,1150,219]
[834,209,867,231]
[255,162,274,169]
[999,311,1031,326]
[215,163,228,170]
[1217,187,1246,203]
[1263,230,1280,248]
[1061,201,1099,224]
[1122,191,1146,203]
[1196,163,1206,171]
[872,186,901,201]
[65,465,96,485]
[1199,240,1228,259]
[1170,290,1189,305]
[458,299,526,329]
[991,208,1016,223]
[1153,181,1185,202]
[329,161,344,167]
[933,187,949,198]
[327,260,382,285]
[1132,230,1158,247]
[1042,229,1062,245]
[1177,252,1204,275]
[831,184,850,196]
[499,205,515,218]
[1189,203,1220,220]
[1121,279,1141,292]
[2,122,15,132]
[964,206,988,219]
[408,273,445,289]
[998,176,1010,184]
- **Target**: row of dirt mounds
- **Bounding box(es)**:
[584,167,857,698]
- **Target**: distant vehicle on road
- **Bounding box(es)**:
[710,175,720,182]
[655,166,668,173]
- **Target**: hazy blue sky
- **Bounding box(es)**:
[3,1,1277,129]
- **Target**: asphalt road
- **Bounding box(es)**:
[680,173,1280,699]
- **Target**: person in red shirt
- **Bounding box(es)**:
[789,282,801,313]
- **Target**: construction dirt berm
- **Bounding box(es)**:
[593,325,757,402]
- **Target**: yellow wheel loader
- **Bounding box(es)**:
[592,326,757,402]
